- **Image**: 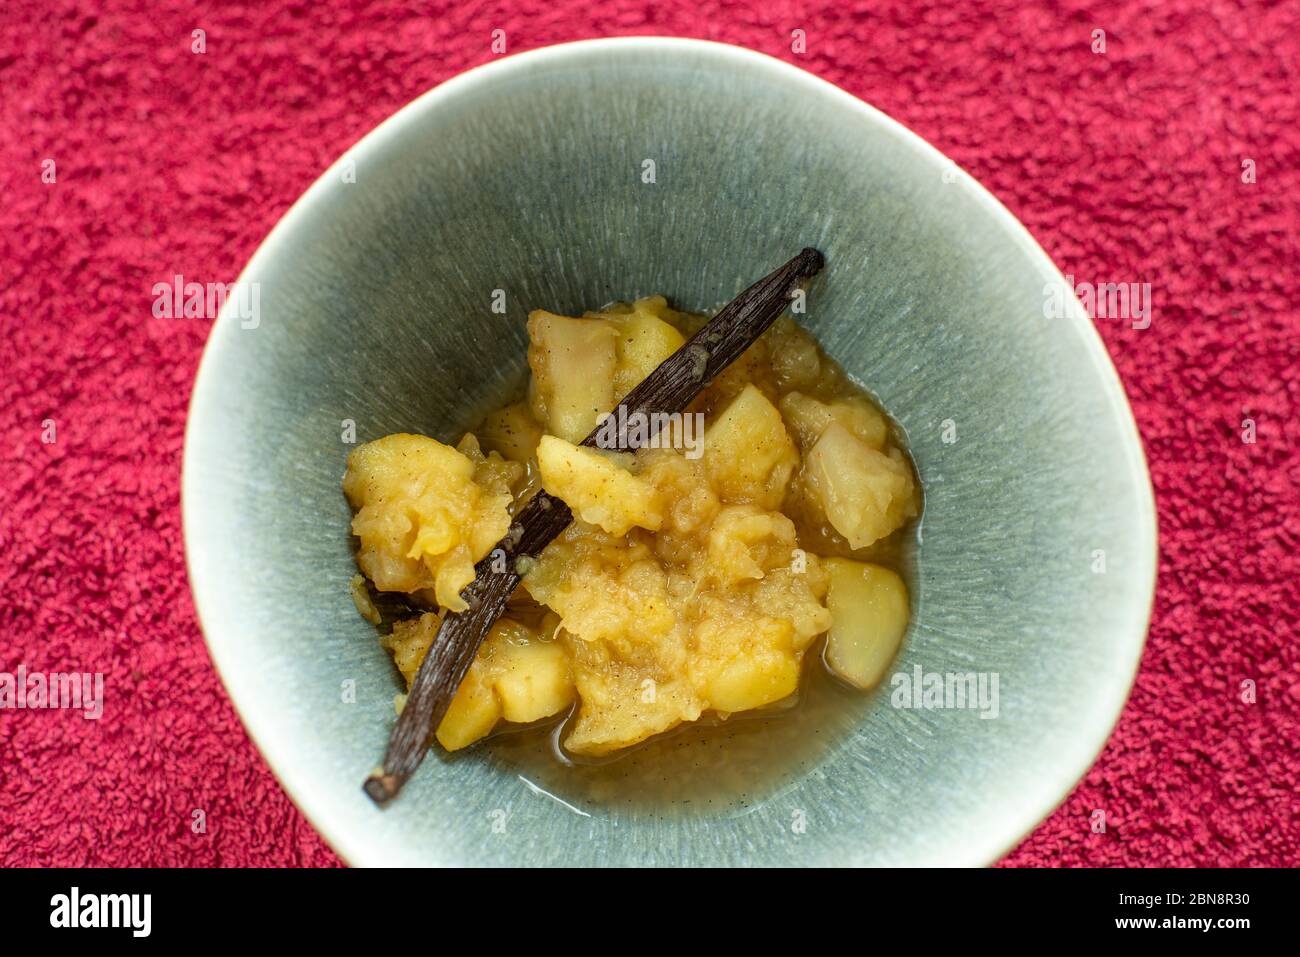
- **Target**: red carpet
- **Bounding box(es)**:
[2,1,1297,866]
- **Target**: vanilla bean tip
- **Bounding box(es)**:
[796,247,825,275]
[364,773,400,805]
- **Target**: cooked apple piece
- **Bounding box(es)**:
[435,658,502,751]
[803,422,916,549]
[704,384,799,508]
[823,559,909,689]
[766,317,827,392]
[536,435,663,535]
[382,610,441,686]
[705,504,799,585]
[527,311,618,443]
[707,650,801,714]
[607,300,687,400]
[343,433,513,610]
[456,432,526,499]
[692,602,809,715]
[476,401,543,464]
[779,391,887,451]
[492,630,574,724]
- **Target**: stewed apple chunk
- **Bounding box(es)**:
[779,390,887,451]
[823,559,910,689]
[476,400,543,464]
[536,435,664,535]
[527,298,693,444]
[703,384,799,509]
[602,297,687,401]
[342,433,516,611]
[527,311,619,443]
[802,422,917,549]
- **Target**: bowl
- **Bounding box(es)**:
[183,37,1157,866]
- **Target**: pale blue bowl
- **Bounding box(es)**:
[184,38,1156,866]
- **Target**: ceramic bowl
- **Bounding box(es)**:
[184,37,1156,866]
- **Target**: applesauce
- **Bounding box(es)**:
[343,295,921,804]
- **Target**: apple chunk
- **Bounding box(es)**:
[536,435,664,535]
[803,422,915,549]
[704,384,799,508]
[527,311,618,443]
[823,559,909,689]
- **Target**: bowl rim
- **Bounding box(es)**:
[183,35,1158,867]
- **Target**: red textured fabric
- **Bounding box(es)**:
[2,1,1297,867]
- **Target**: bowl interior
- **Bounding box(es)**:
[184,38,1155,866]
